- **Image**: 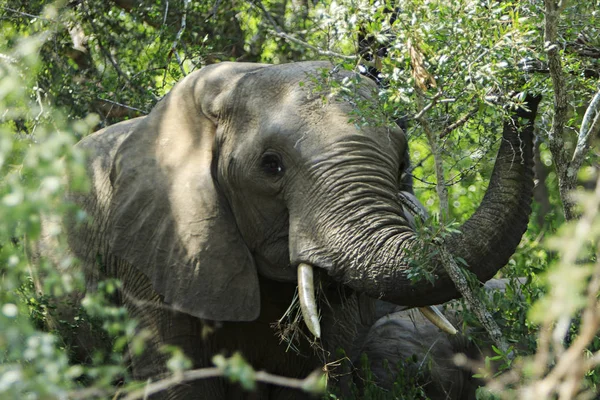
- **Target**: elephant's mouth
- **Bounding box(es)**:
[254,251,297,282]
[296,262,457,338]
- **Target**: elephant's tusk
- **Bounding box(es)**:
[418,306,458,335]
[297,263,321,339]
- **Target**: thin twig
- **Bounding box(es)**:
[1,6,55,22]
[440,107,478,138]
[162,0,169,26]
[84,6,138,95]
[120,367,317,400]
[98,98,148,114]
[252,0,283,32]
[30,85,44,136]
[210,0,222,19]
[413,91,442,120]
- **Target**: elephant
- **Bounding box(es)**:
[365,278,527,399]
[60,61,539,399]
[365,305,479,399]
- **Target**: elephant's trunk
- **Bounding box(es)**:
[291,95,539,309]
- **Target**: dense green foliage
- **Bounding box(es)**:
[1,0,599,398]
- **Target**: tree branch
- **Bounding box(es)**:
[439,248,511,355]
[97,98,146,113]
[416,93,449,216]
[543,0,576,220]
[1,6,55,22]
[120,365,322,400]
[570,87,600,175]
[413,91,441,120]
[168,0,189,77]
[440,106,478,138]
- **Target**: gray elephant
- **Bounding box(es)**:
[366,278,526,399]
[62,61,538,399]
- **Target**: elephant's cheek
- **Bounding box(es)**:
[254,253,297,282]
[288,229,336,273]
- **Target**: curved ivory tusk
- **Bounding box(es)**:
[419,306,458,335]
[297,263,321,339]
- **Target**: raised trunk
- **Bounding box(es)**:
[304,96,540,307]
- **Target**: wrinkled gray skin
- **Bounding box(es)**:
[368,278,524,399]
[64,62,537,399]
[366,305,479,399]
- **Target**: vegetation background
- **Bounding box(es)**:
[0,0,599,398]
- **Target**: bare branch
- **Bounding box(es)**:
[210,0,222,19]
[252,0,283,32]
[98,98,148,114]
[84,6,137,94]
[440,107,478,138]
[120,366,321,400]
[570,87,600,174]
[163,0,169,26]
[249,0,357,61]
[248,0,360,63]
[121,369,222,400]
[413,91,442,120]
[169,0,189,76]
[1,6,55,22]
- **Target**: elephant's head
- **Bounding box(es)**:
[107,62,537,335]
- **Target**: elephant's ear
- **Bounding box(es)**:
[107,62,267,321]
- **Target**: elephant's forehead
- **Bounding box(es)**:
[231,63,374,114]
[259,93,401,141]
[227,65,406,152]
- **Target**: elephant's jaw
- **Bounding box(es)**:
[254,253,297,282]
[296,262,457,338]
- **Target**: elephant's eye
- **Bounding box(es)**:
[261,153,284,176]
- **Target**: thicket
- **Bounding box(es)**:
[0,0,599,398]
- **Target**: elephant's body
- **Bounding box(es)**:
[59,61,539,399]
[68,117,336,398]
[67,108,461,399]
